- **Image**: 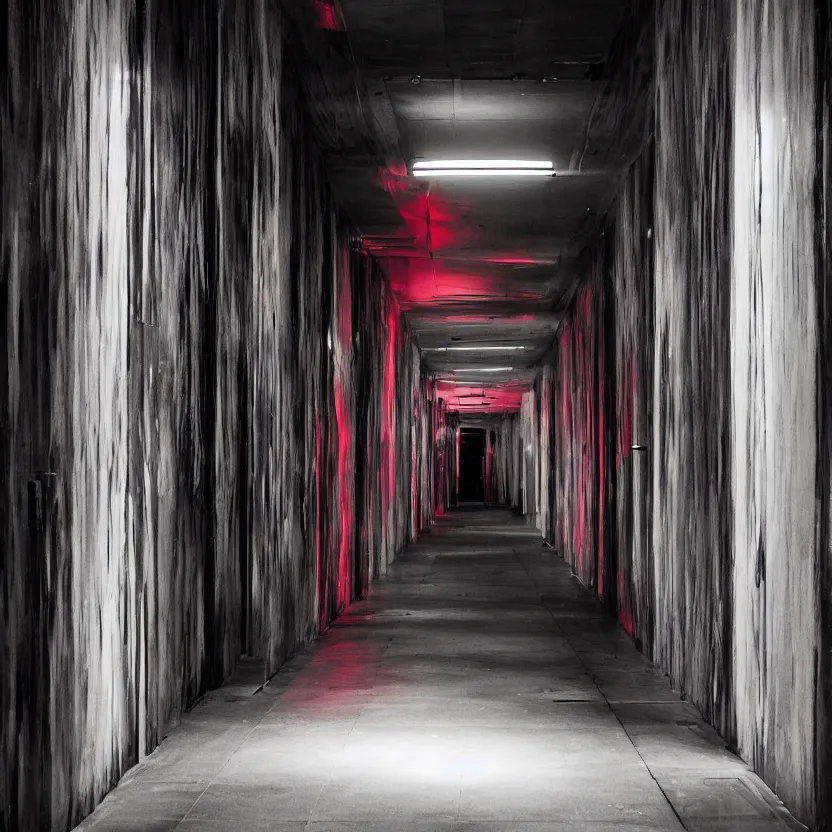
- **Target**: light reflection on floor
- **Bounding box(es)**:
[74,508,805,832]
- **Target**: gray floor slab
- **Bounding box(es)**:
[73,508,805,832]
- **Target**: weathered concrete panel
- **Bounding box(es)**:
[610,149,654,650]
[552,276,606,592]
[731,0,818,819]
[653,0,734,737]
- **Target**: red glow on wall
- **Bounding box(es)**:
[382,303,398,511]
[411,387,420,536]
[552,282,603,593]
[334,251,354,609]
[314,0,341,30]
[618,600,635,639]
[316,416,325,627]
[334,379,352,609]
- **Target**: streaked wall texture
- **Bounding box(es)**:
[528,0,832,827]
[0,2,440,829]
[653,0,734,745]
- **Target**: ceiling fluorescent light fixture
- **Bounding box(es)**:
[412,160,554,178]
[414,169,553,178]
[453,367,514,373]
[414,160,553,169]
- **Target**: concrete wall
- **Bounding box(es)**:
[551,274,609,595]
[610,147,655,652]
[653,0,734,744]
[0,2,439,829]
[537,0,832,826]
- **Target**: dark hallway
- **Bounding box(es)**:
[4,0,832,830]
[458,430,486,503]
[73,508,802,831]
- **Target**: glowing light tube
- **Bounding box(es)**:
[413,160,553,169]
[423,346,526,352]
[413,169,554,177]
[452,367,514,373]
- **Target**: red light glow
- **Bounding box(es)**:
[380,258,542,309]
[437,380,526,413]
[314,0,341,30]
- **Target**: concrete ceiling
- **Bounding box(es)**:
[285,0,633,411]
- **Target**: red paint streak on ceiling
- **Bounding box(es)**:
[371,167,541,412]
[400,191,477,253]
[369,168,549,380]
[314,0,342,30]
[374,167,479,256]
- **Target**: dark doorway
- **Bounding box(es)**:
[459,428,486,502]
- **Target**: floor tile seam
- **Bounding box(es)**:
[298,772,336,830]
[167,699,285,830]
[601,704,691,831]
[510,546,690,831]
[172,715,261,829]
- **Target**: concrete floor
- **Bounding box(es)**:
[75,508,804,832]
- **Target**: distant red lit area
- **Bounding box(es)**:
[314,0,341,30]
[438,380,525,413]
